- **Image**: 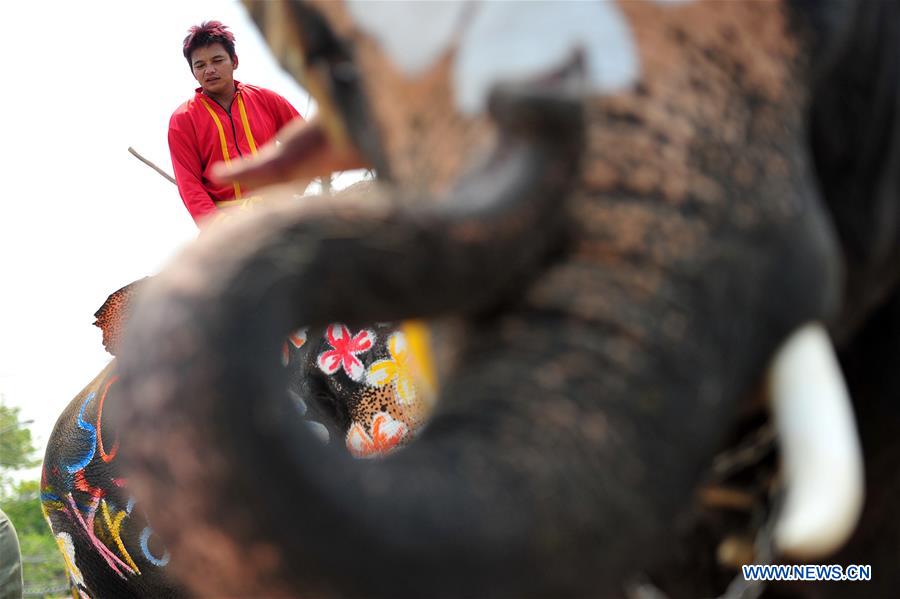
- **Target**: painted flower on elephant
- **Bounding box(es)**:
[281,327,309,366]
[288,328,308,349]
[346,412,409,459]
[367,331,417,405]
[316,324,375,381]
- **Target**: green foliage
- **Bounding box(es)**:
[2,481,70,599]
[0,409,70,598]
[2,481,44,535]
[0,403,39,495]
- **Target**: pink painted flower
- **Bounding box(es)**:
[346,412,409,459]
[317,324,375,381]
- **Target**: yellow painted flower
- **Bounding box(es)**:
[366,332,416,405]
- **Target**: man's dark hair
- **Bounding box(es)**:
[183,21,236,67]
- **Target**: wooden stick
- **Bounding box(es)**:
[128,146,176,185]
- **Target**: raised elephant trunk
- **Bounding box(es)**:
[112,88,615,597]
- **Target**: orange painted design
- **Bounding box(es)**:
[74,471,105,498]
[346,412,409,459]
[288,328,308,348]
[96,375,120,463]
[282,329,308,366]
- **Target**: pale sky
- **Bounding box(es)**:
[0,0,355,476]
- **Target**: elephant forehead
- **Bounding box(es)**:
[584,1,804,209]
[308,1,800,199]
[526,3,812,338]
[621,1,800,110]
[309,0,634,194]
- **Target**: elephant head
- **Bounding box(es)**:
[109,1,900,597]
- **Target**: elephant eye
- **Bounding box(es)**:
[288,2,388,178]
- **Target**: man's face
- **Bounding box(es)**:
[191,43,237,97]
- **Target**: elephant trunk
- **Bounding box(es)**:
[112,87,631,597]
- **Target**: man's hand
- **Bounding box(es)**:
[212,118,367,189]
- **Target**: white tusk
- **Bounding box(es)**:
[768,323,864,558]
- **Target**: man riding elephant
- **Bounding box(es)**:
[168,20,306,225]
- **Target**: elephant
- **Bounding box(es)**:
[41,278,435,597]
[98,1,900,598]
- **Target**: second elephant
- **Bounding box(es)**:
[41,280,435,598]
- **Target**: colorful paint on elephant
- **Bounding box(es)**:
[44,281,438,597]
[283,320,437,458]
[41,363,178,598]
[346,412,409,459]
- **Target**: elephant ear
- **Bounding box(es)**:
[808,0,900,339]
[93,278,149,356]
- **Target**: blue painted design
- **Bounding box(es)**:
[40,492,62,502]
[126,498,136,515]
[65,393,98,474]
[140,527,171,567]
[72,500,93,515]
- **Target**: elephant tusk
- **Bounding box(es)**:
[768,323,864,558]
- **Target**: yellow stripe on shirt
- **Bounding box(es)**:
[197,95,242,199]
[236,94,259,156]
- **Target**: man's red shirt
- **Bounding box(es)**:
[168,81,301,225]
